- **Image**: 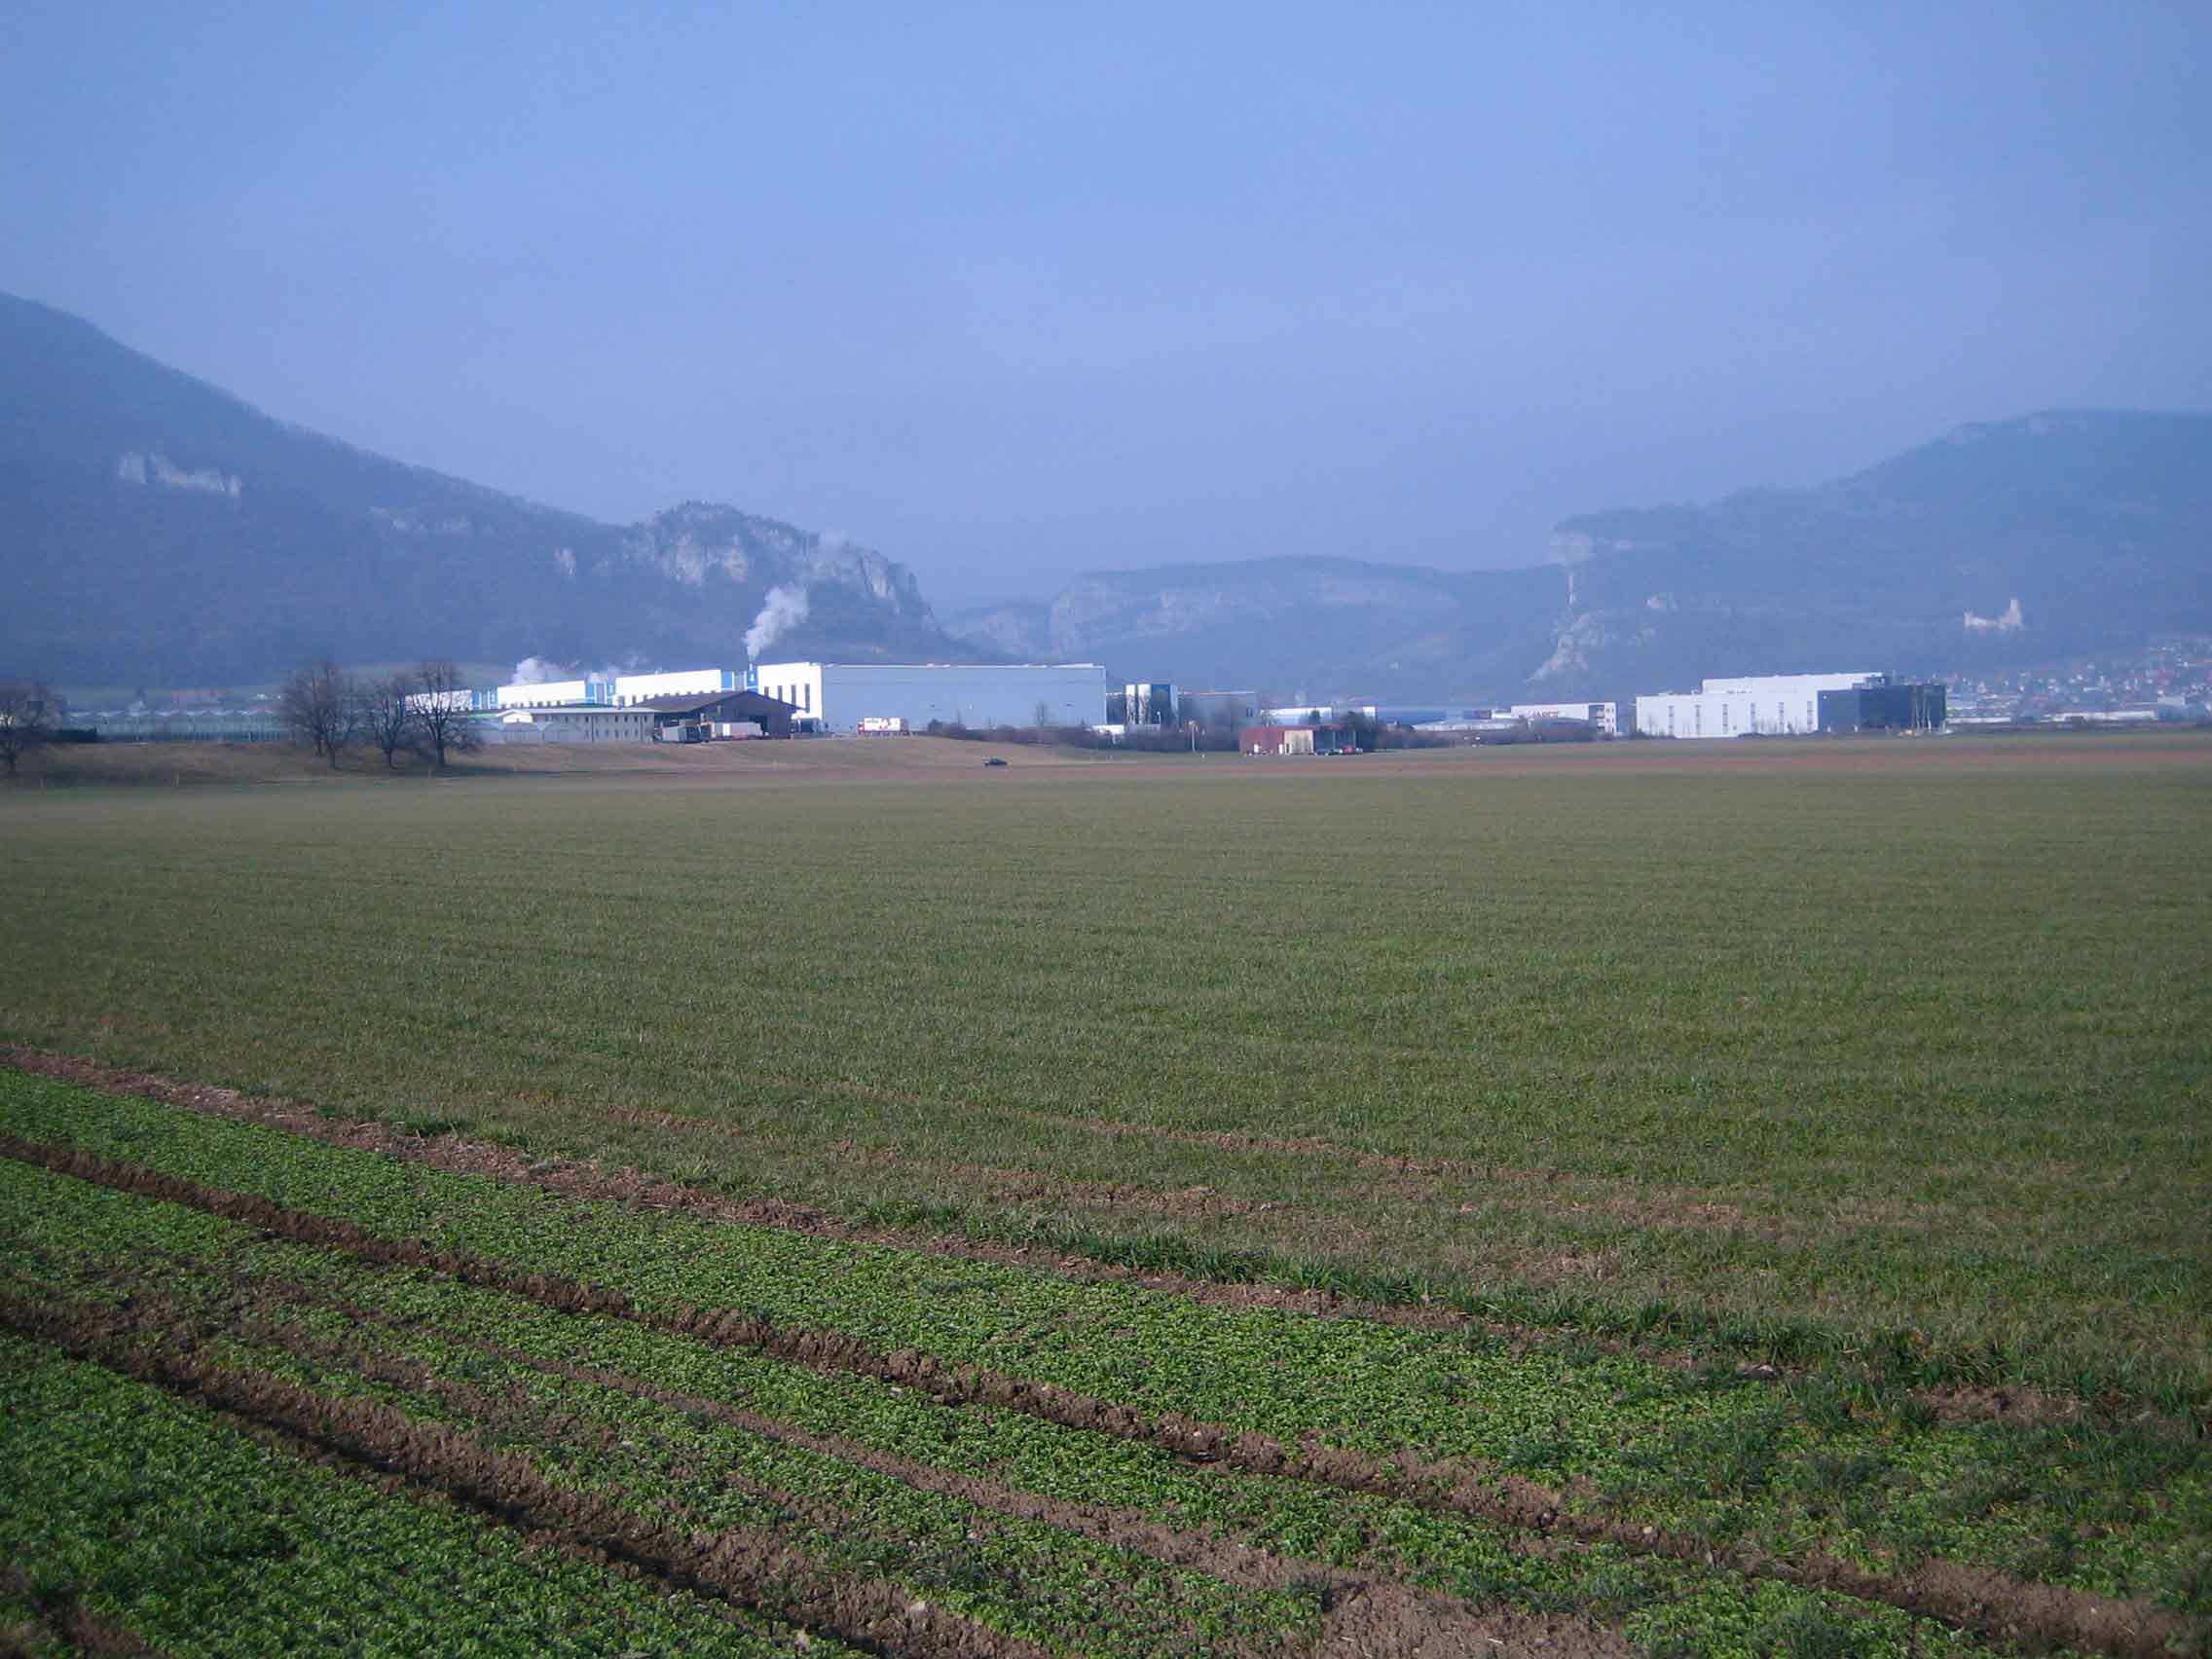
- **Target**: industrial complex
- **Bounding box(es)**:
[389,653,1951,751]
[748,661,1108,733]
[439,661,1109,743]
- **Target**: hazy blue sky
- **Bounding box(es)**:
[5,2,2207,607]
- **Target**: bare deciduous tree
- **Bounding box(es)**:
[0,679,58,776]
[277,660,357,768]
[413,660,479,769]
[358,673,423,770]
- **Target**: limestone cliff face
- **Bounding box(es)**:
[617,503,934,619]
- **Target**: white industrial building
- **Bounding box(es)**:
[1499,701,1619,735]
[608,669,741,706]
[495,668,742,711]
[1634,672,1883,739]
[746,662,1109,732]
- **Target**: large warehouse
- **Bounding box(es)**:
[746,662,1109,732]
[1635,672,1944,738]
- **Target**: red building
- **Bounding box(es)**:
[1239,723,1351,756]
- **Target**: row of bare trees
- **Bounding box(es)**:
[0,680,59,776]
[278,660,479,770]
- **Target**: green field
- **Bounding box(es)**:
[2,734,2207,1654]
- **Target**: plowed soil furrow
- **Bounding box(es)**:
[236,1274,1353,1598]
[197,1297,1310,1659]
[5,1342,866,1659]
[0,1567,159,1658]
[0,1045,1483,1332]
[18,1238,1654,1658]
[0,1289,1056,1659]
[3,1043,2153,1429]
[2,1132,2186,1659]
[429,1329,1642,1658]
[239,1267,1626,1657]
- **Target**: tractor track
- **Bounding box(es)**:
[0,1130,2190,1659]
[0,1286,1057,1659]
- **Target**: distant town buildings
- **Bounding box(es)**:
[1944,636,2212,724]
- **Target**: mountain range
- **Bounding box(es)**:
[5,292,2207,698]
[951,411,2212,700]
[0,294,969,686]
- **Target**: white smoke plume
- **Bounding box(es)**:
[745,584,810,660]
[512,655,651,686]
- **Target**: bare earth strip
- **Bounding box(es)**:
[0,1124,2185,1659]
[0,1567,159,1658]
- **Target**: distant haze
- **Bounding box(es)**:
[4,3,2207,608]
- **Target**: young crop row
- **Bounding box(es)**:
[0,1163,1315,1659]
[2,1066,2202,1639]
[0,1149,2029,1658]
[204,1318,1309,1659]
[0,1329,855,1658]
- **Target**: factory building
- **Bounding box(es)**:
[608,669,742,706]
[1635,673,1944,738]
[1499,701,1619,735]
[1241,723,1353,756]
[746,662,1108,732]
[1106,682,1178,726]
[1819,681,1947,733]
[494,668,743,711]
[490,707,659,744]
[631,689,798,740]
